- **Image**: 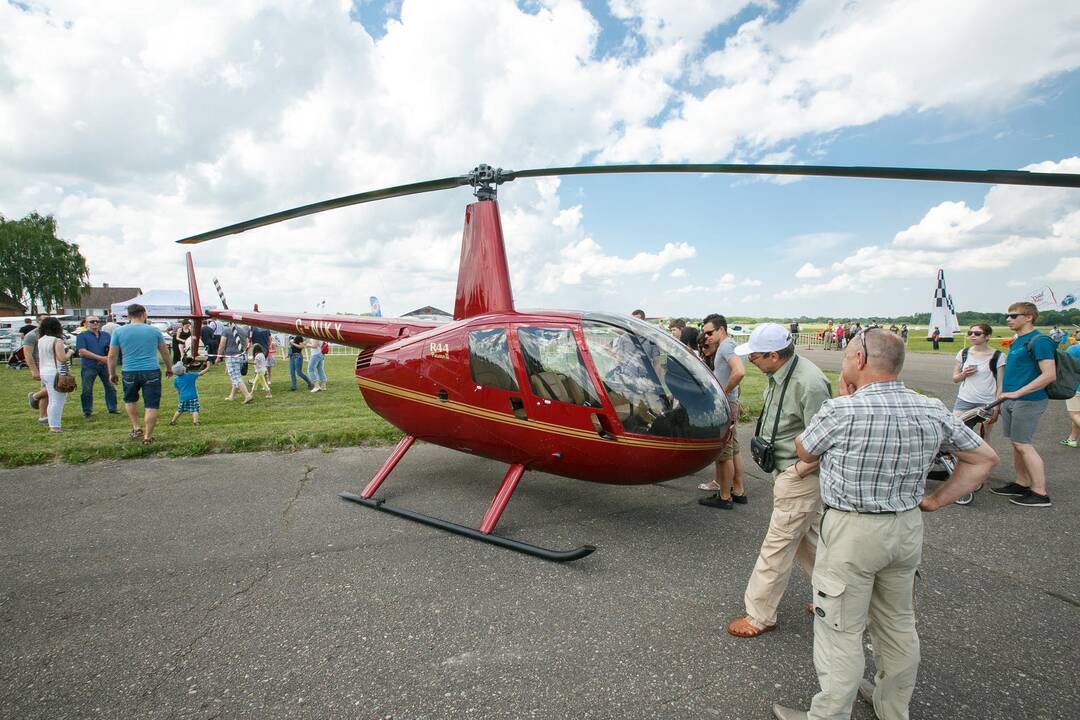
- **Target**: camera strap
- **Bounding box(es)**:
[754,355,800,444]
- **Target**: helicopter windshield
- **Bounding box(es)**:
[582,314,729,439]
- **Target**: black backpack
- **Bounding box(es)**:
[1024,335,1080,400]
[961,347,1002,380]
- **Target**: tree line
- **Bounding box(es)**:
[0,212,90,314]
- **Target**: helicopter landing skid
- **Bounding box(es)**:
[338,493,596,562]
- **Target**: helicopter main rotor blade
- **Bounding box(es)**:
[177,175,470,244]
[507,163,1080,188]
[177,162,1080,245]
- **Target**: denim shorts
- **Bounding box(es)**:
[122,370,162,409]
[1000,398,1048,444]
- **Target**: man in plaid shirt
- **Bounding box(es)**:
[771,329,998,720]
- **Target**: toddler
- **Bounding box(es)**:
[250,343,272,398]
[169,360,209,425]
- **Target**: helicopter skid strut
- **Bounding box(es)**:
[340,436,595,562]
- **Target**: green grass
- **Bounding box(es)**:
[736,362,841,422]
[1,355,401,468]
[1,354,838,468]
[799,324,1060,355]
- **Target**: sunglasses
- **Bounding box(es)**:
[967,330,984,336]
[703,329,715,337]
[86,320,99,324]
[857,326,881,359]
[1005,313,1027,319]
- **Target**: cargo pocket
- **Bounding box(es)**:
[812,573,848,632]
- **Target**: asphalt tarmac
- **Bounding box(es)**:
[2,348,1078,719]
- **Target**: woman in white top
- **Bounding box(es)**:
[952,322,1003,430]
[36,316,74,433]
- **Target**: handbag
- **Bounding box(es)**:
[750,355,799,473]
[53,361,77,393]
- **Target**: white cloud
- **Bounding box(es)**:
[795,262,823,279]
[811,158,1080,285]
[0,0,705,315]
[1,2,1078,320]
[893,201,992,249]
[1049,257,1080,282]
[775,274,859,299]
[601,1,1080,162]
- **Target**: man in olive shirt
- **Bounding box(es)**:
[726,324,832,638]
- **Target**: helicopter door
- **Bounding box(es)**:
[466,327,528,420]
[511,325,605,438]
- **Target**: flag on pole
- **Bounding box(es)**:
[1025,286,1058,310]
[1058,289,1078,310]
[369,296,382,317]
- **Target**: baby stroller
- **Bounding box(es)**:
[926,400,1001,505]
[7,346,27,370]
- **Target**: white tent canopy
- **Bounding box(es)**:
[110,289,216,321]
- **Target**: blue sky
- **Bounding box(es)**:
[1,1,1078,319]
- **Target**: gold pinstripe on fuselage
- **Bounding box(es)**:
[356,376,726,451]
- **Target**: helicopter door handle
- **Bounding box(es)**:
[437,389,449,403]
[510,397,527,420]
[591,413,616,440]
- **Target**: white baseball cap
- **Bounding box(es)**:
[734,323,794,356]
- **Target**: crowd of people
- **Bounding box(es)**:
[657,301,1075,719]
[18,304,335,439]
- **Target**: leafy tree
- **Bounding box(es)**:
[0,212,90,314]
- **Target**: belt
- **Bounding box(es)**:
[823,504,899,515]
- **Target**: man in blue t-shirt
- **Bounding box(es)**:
[1062,331,1080,449]
[989,302,1057,507]
[107,303,173,444]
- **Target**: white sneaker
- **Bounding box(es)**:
[310,386,321,393]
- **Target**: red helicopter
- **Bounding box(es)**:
[177,162,1080,560]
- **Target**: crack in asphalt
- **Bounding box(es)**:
[132,464,316,712]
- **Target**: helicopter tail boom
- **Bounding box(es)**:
[207,309,439,350]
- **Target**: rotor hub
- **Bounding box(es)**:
[467,164,514,201]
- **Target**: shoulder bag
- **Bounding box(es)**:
[54,359,77,393]
[749,355,799,473]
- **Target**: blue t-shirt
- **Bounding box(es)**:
[173,373,199,401]
[1002,330,1056,401]
[1068,344,1080,393]
[75,330,111,369]
[112,323,164,372]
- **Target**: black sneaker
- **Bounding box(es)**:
[732,494,748,505]
[699,494,734,509]
[1010,492,1052,508]
[990,482,1029,497]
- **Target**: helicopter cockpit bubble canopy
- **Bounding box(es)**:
[582,313,729,440]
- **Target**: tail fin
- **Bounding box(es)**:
[453,200,515,320]
[185,252,205,317]
[185,252,206,357]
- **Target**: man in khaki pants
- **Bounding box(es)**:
[726,324,832,637]
[771,329,998,720]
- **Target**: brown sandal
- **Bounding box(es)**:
[142,437,154,445]
[727,616,775,638]
[128,428,143,439]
